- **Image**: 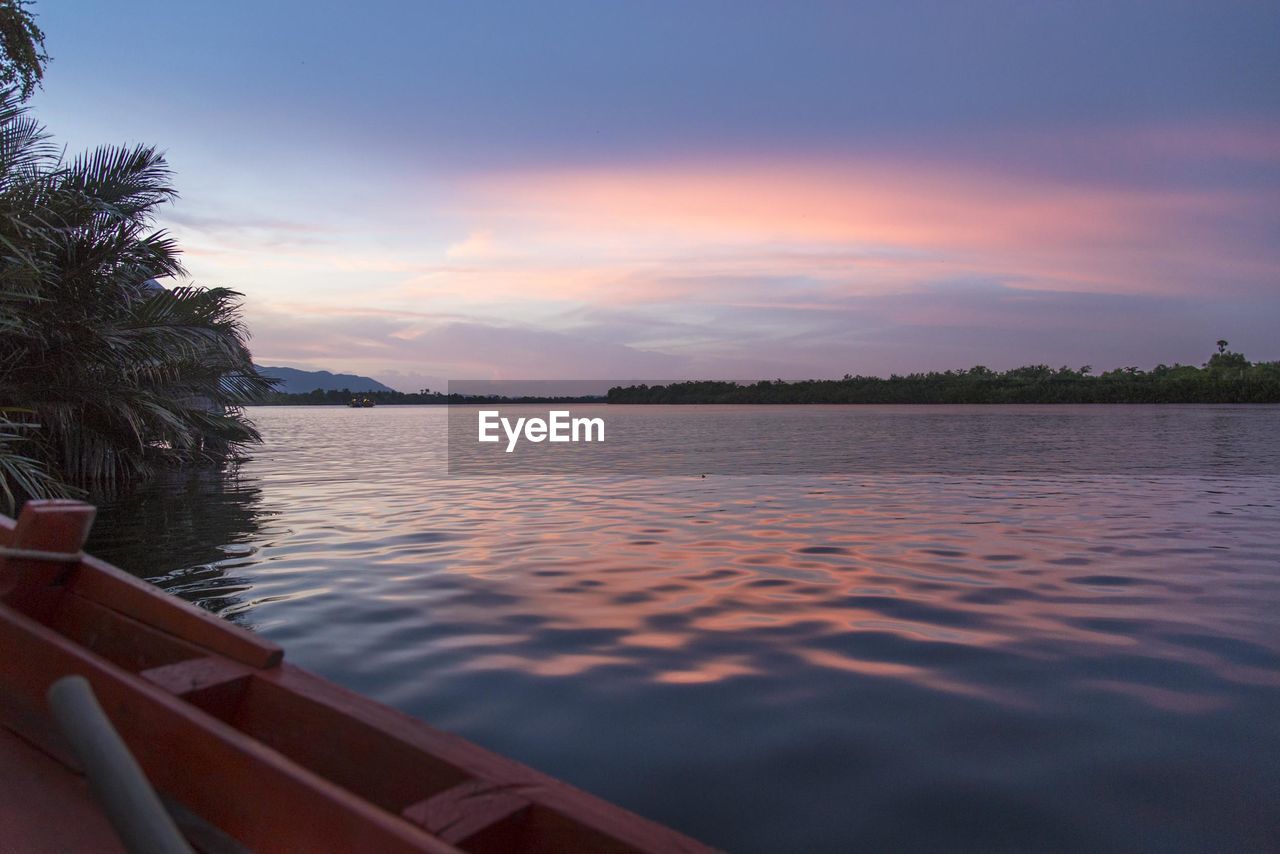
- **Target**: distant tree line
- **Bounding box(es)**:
[258,389,605,405]
[607,344,1280,405]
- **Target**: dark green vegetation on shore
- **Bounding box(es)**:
[263,343,1279,407]
[259,388,604,406]
[607,345,1280,405]
[0,5,270,511]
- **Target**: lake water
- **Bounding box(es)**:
[87,405,1280,852]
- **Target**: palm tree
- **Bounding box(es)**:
[0,90,273,511]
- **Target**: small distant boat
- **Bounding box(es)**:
[0,500,713,852]
[348,397,376,408]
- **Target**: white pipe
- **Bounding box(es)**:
[47,675,193,854]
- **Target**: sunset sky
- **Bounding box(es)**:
[33,1,1280,390]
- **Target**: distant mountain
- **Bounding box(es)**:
[256,365,394,394]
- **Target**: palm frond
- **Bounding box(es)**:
[0,418,78,514]
[62,143,177,224]
[0,95,268,493]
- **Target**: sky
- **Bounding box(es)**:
[31,1,1280,390]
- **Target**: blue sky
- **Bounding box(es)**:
[31,1,1280,389]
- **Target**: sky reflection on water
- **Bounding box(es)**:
[87,406,1280,852]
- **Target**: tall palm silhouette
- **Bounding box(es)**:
[0,91,272,510]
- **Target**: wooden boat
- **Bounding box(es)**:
[0,500,714,852]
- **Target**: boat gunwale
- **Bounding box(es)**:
[0,503,716,853]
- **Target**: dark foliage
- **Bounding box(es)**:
[0,92,272,511]
[607,350,1280,404]
[0,0,45,100]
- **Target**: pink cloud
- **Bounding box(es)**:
[438,144,1277,305]
[184,121,1278,380]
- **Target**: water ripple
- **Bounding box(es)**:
[86,406,1280,853]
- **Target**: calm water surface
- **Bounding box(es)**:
[87,406,1280,852]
